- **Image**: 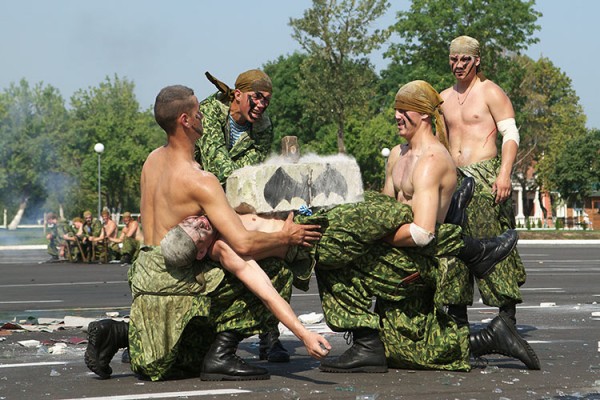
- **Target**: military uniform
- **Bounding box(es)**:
[127,247,291,381]
[195,93,274,185]
[458,157,525,307]
[299,191,471,371]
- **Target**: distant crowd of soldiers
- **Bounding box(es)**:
[44,208,143,265]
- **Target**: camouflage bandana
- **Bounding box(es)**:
[449,35,480,57]
[205,69,272,102]
[394,80,448,149]
[235,69,272,93]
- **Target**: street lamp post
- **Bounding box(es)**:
[94,143,105,219]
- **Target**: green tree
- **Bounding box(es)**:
[382,0,541,95]
[0,79,68,224]
[551,128,600,207]
[290,0,391,153]
[511,56,587,211]
[67,75,163,216]
[263,52,323,149]
[345,109,398,189]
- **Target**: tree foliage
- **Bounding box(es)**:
[289,0,390,153]
[552,128,599,206]
[68,75,163,215]
[382,0,541,94]
[0,76,162,223]
[0,80,68,220]
[511,56,587,202]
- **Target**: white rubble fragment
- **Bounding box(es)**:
[298,312,324,324]
[540,302,556,307]
[48,343,67,354]
[64,316,97,328]
[105,311,120,317]
[591,312,600,317]
[17,340,40,347]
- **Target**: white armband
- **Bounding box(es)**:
[409,223,435,247]
[497,118,520,146]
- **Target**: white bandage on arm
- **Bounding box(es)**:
[409,223,435,247]
[497,118,520,146]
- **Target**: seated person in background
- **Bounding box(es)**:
[90,209,118,262]
[63,217,88,262]
[108,211,141,264]
[44,212,61,263]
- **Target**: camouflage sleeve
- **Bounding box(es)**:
[197,95,274,185]
[196,95,237,185]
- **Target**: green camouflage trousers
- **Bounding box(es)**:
[306,191,470,370]
[128,246,292,381]
[458,157,526,307]
[121,236,140,261]
[316,242,470,371]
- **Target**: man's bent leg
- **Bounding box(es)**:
[202,257,292,381]
[316,266,387,373]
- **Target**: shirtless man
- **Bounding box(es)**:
[108,211,140,264]
[440,35,526,327]
[84,85,330,382]
[314,80,539,372]
[89,209,118,262]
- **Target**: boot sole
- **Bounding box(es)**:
[319,365,388,373]
[200,372,270,381]
[498,315,541,370]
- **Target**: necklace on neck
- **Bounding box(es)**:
[455,78,477,106]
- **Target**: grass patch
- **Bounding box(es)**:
[0,227,46,246]
[517,229,600,240]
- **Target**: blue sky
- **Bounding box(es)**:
[2,1,597,129]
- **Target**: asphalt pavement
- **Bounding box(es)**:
[1,242,600,400]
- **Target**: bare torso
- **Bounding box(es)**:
[441,78,511,167]
[389,141,457,225]
[140,146,212,245]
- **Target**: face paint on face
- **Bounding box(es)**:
[396,110,415,127]
[450,54,477,79]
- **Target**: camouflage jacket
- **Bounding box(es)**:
[195,92,273,185]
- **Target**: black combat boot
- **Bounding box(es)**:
[445,176,475,227]
[201,331,270,381]
[458,230,518,279]
[469,315,540,370]
[84,319,129,379]
[499,302,517,326]
[319,328,388,373]
[258,331,290,363]
[447,304,470,328]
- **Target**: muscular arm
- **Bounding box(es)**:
[211,240,331,360]
[488,83,518,203]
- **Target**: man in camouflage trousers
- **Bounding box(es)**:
[195,69,290,363]
[44,212,61,262]
[310,80,540,373]
[440,36,525,327]
[84,85,325,382]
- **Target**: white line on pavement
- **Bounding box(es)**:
[57,389,251,400]
[0,361,67,368]
[0,300,63,304]
[0,281,126,288]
